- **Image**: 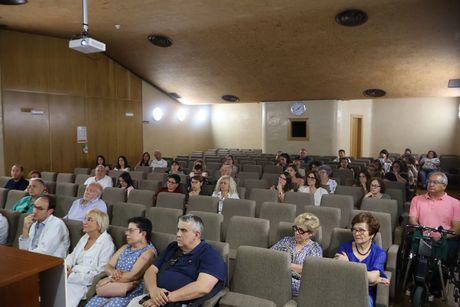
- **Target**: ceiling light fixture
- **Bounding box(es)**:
[335,9,368,27]
[363,89,386,98]
[148,34,173,47]
[0,0,27,4]
[222,95,240,102]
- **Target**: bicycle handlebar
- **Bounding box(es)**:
[406,224,455,235]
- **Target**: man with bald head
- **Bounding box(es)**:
[5,164,29,190]
[65,182,107,221]
[84,165,113,189]
[150,150,168,171]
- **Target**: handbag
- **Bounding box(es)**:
[96,281,136,297]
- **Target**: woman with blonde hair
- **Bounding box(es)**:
[212,175,239,213]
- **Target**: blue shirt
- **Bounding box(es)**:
[155,240,226,292]
[5,177,29,190]
[65,198,107,221]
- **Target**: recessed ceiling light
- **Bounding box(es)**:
[363,89,386,98]
[148,34,173,47]
[222,95,240,102]
[0,0,27,4]
[335,9,368,27]
[448,79,460,88]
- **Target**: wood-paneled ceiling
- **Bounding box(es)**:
[1,0,459,104]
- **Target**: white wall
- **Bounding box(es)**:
[211,103,263,150]
[142,81,214,157]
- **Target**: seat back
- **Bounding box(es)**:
[188,210,223,242]
[297,257,369,307]
[384,181,406,202]
[41,171,57,182]
[111,202,145,227]
[276,221,322,246]
[129,171,146,182]
[248,188,278,217]
[259,202,297,246]
[44,181,56,194]
[361,198,398,230]
[263,165,283,174]
[77,184,86,198]
[75,174,90,185]
[13,213,28,248]
[55,182,78,197]
[102,187,127,204]
[56,173,75,183]
[187,195,219,213]
[146,207,182,235]
[74,168,90,175]
[0,188,9,208]
[335,185,364,208]
[64,219,83,252]
[261,173,280,186]
[108,225,127,249]
[231,246,292,306]
[221,199,256,240]
[351,209,392,250]
[0,176,10,189]
[151,231,176,254]
[303,206,341,251]
[284,191,315,215]
[320,194,354,228]
[156,192,185,211]
[243,179,270,198]
[225,216,269,250]
[134,166,152,173]
[147,172,167,182]
[54,195,78,218]
[327,227,383,258]
[138,179,162,193]
[332,169,355,183]
[242,164,263,177]
[385,188,404,217]
[0,209,20,244]
[237,171,260,186]
[5,190,27,210]
[127,189,154,208]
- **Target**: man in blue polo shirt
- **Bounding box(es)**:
[128,214,226,307]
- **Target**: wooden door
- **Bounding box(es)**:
[350,115,363,158]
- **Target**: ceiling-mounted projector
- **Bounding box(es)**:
[69,37,105,54]
[69,0,106,54]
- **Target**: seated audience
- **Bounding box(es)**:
[118,172,135,196]
[96,155,110,171]
[5,164,29,190]
[401,148,414,161]
[168,160,185,175]
[309,160,323,172]
[224,154,238,175]
[0,213,8,245]
[156,174,183,196]
[368,159,385,178]
[364,178,391,199]
[188,159,209,178]
[419,150,440,188]
[66,209,115,307]
[65,183,107,221]
[338,157,354,176]
[19,196,70,258]
[384,160,408,183]
[127,214,226,307]
[299,148,313,166]
[271,213,322,297]
[353,170,371,195]
[114,155,131,171]
[293,158,306,177]
[318,165,337,194]
[218,164,233,178]
[150,150,168,170]
[12,178,46,214]
[335,212,389,307]
[378,149,392,173]
[333,149,351,163]
[212,175,239,213]
[136,152,151,167]
[271,172,294,202]
[87,217,156,307]
[27,170,41,179]
[286,164,305,189]
[299,171,328,206]
[85,165,113,190]
[276,153,291,171]
[188,175,204,197]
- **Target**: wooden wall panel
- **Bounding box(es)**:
[49,95,87,172]
[3,91,51,172]
[115,63,129,100]
[116,100,143,166]
[129,73,142,101]
[85,54,115,98]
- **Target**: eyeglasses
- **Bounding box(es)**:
[33,205,47,211]
[306,176,316,179]
[125,228,140,234]
[292,225,308,235]
[370,184,380,188]
[352,228,368,234]
[428,180,443,185]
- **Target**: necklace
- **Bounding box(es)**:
[355,242,371,256]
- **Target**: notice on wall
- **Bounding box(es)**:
[77,126,87,143]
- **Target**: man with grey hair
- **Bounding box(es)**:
[150,150,168,171]
[84,165,113,189]
[128,214,226,307]
[64,182,107,221]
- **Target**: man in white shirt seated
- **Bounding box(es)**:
[19,195,70,258]
[84,165,113,190]
[64,182,107,221]
[0,213,8,245]
[150,150,168,170]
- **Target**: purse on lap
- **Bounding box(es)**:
[96,281,136,297]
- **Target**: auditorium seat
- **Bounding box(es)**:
[147,172,166,182]
[74,174,90,185]
[55,182,78,197]
[107,225,127,249]
[54,195,77,218]
[44,181,56,194]
[248,188,278,217]
[219,246,294,307]
[284,191,315,215]
[261,173,280,186]
[13,212,27,248]
[242,179,270,198]
[101,187,126,204]
[127,189,154,208]
[236,171,260,186]
[77,184,86,198]
[56,173,75,183]
[276,221,322,246]
[0,187,9,208]
[303,206,341,251]
[41,171,57,182]
[335,185,364,208]
[236,187,246,200]
[225,216,269,259]
[187,195,219,213]
[188,210,223,242]
[361,198,398,231]
[320,194,354,228]
[156,192,185,211]
[138,179,162,193]
[259,202,296,246]
[152,167,168,173]
[65,219,83,252]
[332,169,355,184]
[74,168,90,175]
[151,231,176,253]
[4,189,27,210]
[220,199,256,241]
[134,166,152,173]
[111,202,145,227]
[146,207,182,235]
[0,208,20,245]
[241,164,262,177]
[0,176,11,188]
[262,165,283,174]
[108,170,124,179]
[385,188,405,216]
[384,181,406,202]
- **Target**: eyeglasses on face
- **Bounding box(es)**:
[33,205,47,211]
[352,227,368,234]
[167,180,178,184]
[428,180,443,185]
[370,184,380,188]
[292,225,308,235]
[125,228,140,234]
[306,176,316,179]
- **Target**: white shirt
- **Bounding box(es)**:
[212,191,240,213]
[0,213,8,245]
[19,215,70,258]
[84,175,113,190]
[150,159,168,170]
[298,186,329,206]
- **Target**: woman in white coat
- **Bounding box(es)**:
[65,208,115,307]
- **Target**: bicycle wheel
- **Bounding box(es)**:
[412,286,427,307]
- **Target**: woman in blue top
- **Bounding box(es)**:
[335,212,389,307]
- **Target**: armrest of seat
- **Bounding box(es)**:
[386,244,398,298]
[375,271,391,307]
[219,291,277,307]
[202,288,229,307]
[394,226,403,245]
[283,299,298,307]
[85,271,108,300]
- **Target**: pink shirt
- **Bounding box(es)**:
[409,193,460,230]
